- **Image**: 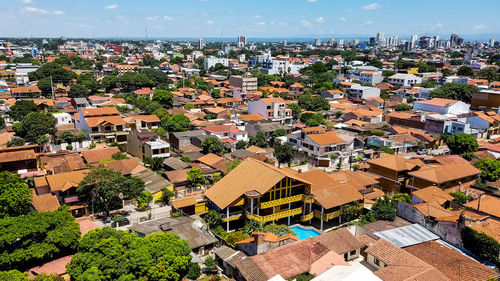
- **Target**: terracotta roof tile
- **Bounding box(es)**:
[81,147,121,163]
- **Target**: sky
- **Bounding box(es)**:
[1,0,499,40]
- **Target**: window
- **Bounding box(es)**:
[373,257,381,266]
[350,250,356,256]
[91,127,99,133]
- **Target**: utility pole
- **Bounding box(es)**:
[50,75,54,100]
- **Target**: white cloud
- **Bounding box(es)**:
[147,15,173,22]
[53,10,65,15]
[474,24,486,30]
[361,3,381,10]
[436,22,443,28]
[315,16,324,23]
[163,15,173,21]
[105,4,118,10]
[21,0,32,3]
[206,20,213,24]
[339,17,346,21]
[301,20,312,27]
[253,15,261,19]
[363,20,373,25]
[257,21,265,26]
[278,22,289,27]
[21,6,48,14]
[307,0,318,2]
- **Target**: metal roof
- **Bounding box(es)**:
[373,223,439,248]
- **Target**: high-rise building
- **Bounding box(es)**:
[327,38,335,47]
[411,34,418,49]
[353,39,359,45]
[376,32,386,46]
[450,33,463,48]
[198,38,204,49]
[314,38,321,46]
[237,36,247,48]
[489,38,495,47]
[283,40,287,46]
[338,39,344,47]
[369,37,376,45]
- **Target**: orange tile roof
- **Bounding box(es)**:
[408,162,480,184]
[368,154,421,171]
[81,147,121,163]
[412,186,454,205]
[123,115,160,123]
[81,107,120,117]
[238,114,265,121]
[260,97,286,105]
[0,149,36,163]
[464,195,500,218]
[198,153,224,167]
[97,158,146,175]
[301,126,325,133]
[11,85,40,94]
[306,131,345,146]
[31,190,60,212]
[45,170,89,192]
[416,98,459,107]
[84,115,125,127]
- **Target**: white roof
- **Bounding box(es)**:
[374,223,439,248]
[389,73,419,79]
[313,259,382,281]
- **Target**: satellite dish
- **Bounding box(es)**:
[119,192,124,199]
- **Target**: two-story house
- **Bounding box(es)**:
[127,129,170,160]
[124,115,161,131]
[202,124,249,143]
[248,97,292,125]
[360,71,383,86]
[347,85,381,100]
[75,107,128,143]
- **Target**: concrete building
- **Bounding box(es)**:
[229,74,258,92]
[204,56,229,70]
[248,97,292,124]
[413,98,470,115]
[127,129,170,160]
[388,74,422,87]
[359,71,383,86]
[347,85,381,100]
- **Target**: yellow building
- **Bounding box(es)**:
[204,158,364,231]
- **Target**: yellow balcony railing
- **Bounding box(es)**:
[313,209,340,222]
[246,207,302,223]
[260,194,304,209]
[302,195,315,204]
[300,212,314,222]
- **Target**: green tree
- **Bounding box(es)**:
[8,100,37,121]
[226,159,241,174]
[461,227,500,265]
[203,210,222,228]
[478,67,498,82]
[0,270,29,281]
[68,84,90,98]
[262,223,295,236]
[0,207,80,270]
[393,193,411,204]
[201,136,226,156]
[37,77,53,97]
[185,263,201,280]
[371,196,396,221]
[445,133,478,155]
[111,152,128,160]
[274,144,294,166]
[340,202,361,222]
[430,83,477,103]
[166,114,190,132]
[152,89,174,108]
[6,137,26,147]
[0,171,32,218]
[249,132,268,148]
[394,104,411,111]
[226,231,250,246]
[288,103,301,119]
[450,191,470,205]
[474,158,500,182]
[136,191,153,211]
[203,256,218,273]
[13,112,56,143]
[187,168,207,187]
[144,157,164,171]
[457,65,474,77]
[77,166,145,216]
[31,273,65,281]
[66,228,192,281]
[236,140,248,149]
[241,220,263,235]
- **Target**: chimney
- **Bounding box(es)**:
[298,169,302,174]
[253,232,264,245]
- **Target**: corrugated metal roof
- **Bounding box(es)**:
[373,223,439,248]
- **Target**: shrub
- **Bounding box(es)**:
[186,263,201,280]
[226,231,250,246]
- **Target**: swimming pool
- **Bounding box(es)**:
[290,226,321,240]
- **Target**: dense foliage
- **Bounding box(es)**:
[201,136,226,156]
[67,228,192,281]
[461,227,500,265]
[0,172,32,218]
[274,144,294,166]
[474,158,500,182]
[445,133,478,156]
[430,83,477,103]
[13,112,56,143]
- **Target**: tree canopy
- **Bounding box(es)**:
[274,144,294,166]
[445,133,478,156]
[8,100,38,121]
[249,132,268,148]
[152,89,174,108]
[13,112,56,143]
[474,158,500,182]
[77,166,145,216]
[67,228,192,281]
[187,168,207,187]
[166,114,190,132]
[430,83,477,103]
[0,172,32,218]
[0,207,80,270]
[201,136,226,156]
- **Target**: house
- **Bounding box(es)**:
[53,112,73,126]
[95,158,146,176]
[407,162,480,193]
[347,85,381,100]
[235,232,299,256]
[411,185,454,207]
[245,123,293,138]
[0,149,37,172]
[75,107,128,143]
[289,82,305,97]
[127,129,170,160]
[359,71,383,86]
[229,74,258,92]
[34,170,89,216]
[343,108,383,123]
[364,239,450,281]
[235,228,364,281]
[248,97,292,125]
[367,155,424,195]
[214,246,247,279]
[71,98,90,110]
[464,195,500,220]
[202,124,248,143]
[169,130,206,151]
[134,87,153,98]
[321,89,344,99]
[11,85,41,99]
[413,98,470,115]
[287,127,348,167]
[80,147,121,164]
[466,111,500,136]
[204,158,363,232]
[388,73,423,87]
[39,151,86,174]
[123,115,160,131]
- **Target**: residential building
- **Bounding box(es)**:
[413,98,470,115]
[367,155,424,195]
[321,89,344,99]
[0,149,37,172]
[287,127,348,167]
[123,115,160,131]
[248,97,292,125]
[471,89,500,109]
[202,124,249,143]
[347,85,381,100]
[75,107,128,143]
[235,232,299,256]
[204,56,229,70]
[127,129,170,160]
[388,74,422,87]
[229,74,258,92]
[359,71,383,86]
[11,85,41,99]
[204,158,363,232]
[53,112,73,126]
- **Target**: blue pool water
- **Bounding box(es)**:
[290,226,321,240]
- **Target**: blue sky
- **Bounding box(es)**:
[1,0,499,39]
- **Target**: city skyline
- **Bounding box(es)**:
[1,0,499,39]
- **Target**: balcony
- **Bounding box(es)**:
[64,196,80,204]
[246,207,302,223]
[313,209,340,221]
[259,194,304,209]
[300,212,314,222]
[222,210,244,222]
